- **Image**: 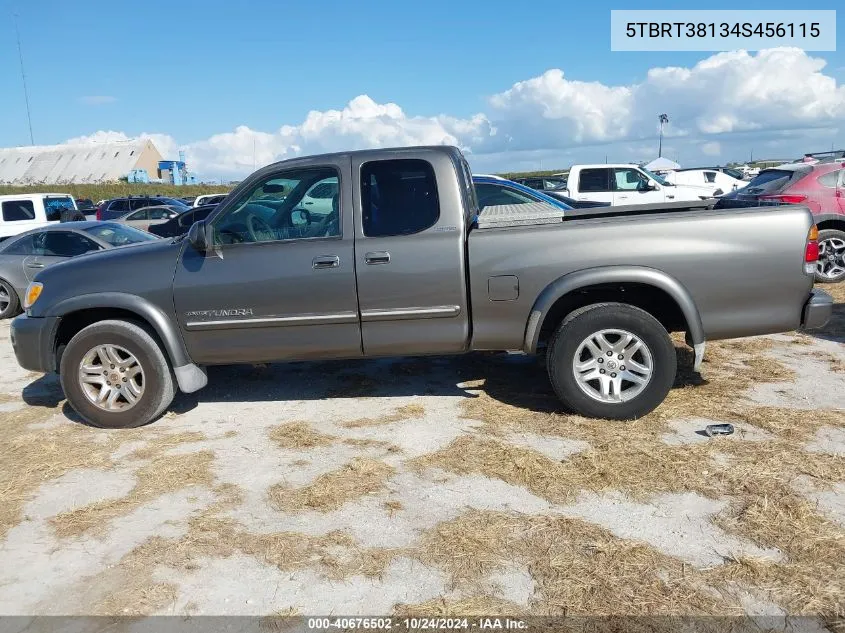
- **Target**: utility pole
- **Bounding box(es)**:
[13,13,34,145]
[657,114,669,158]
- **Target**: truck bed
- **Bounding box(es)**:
[475,199,718,228]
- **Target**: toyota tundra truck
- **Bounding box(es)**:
[10,146,833,428]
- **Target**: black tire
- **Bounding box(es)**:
[815,229,845,284]
[60,209,87,223]
[0,278,21,320]
[547,302,677,420]
[59,320,175,428]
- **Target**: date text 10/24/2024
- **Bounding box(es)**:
[306,618,528,630]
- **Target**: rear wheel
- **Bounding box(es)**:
[815,229,845,283]
[0,279,20,319]
[547,303,677,420]
[59,320,175,428]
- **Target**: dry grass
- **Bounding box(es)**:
[268,421,336,449]
[268,457,396,512]
[410,336,845,615]
[825,281,845,304]
[411,510,739,615]
[51,450,215,538]
[342,403,426,428]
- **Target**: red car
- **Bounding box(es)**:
[716,160,845,283]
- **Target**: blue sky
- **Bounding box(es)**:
[0,0,843,176]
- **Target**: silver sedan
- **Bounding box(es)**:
[114,205,184,232]
[0,222,159,319]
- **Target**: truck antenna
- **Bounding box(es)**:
[13,13,34,145]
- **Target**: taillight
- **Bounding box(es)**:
[760,194,807,204]
[805,225,819,274]
[95,207,102,221]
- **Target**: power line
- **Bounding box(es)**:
[13,13,34,145]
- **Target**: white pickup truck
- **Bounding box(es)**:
[0,193,83,240]
[565,164,709,206]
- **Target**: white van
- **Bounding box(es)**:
[0,193,80,240]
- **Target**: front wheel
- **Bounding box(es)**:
[547,303,677,420]
[815,229,845,283]
[59,320,175,428]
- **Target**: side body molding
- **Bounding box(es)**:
[523,266,706,365]
[45,292,207,393]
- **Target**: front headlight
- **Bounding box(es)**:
[24,282,43,309]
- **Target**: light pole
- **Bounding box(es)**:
[658,114,669,158]
[13,13,34,145]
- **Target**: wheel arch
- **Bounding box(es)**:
[814,215,845,232]
[46,293,190,370]
[523,266,705,354]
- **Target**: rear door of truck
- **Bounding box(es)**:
[351,150,471,356]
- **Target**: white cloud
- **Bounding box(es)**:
[77,95,117,105]
[64,48,845,177]
[701,142,721,156]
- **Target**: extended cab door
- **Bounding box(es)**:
[172,157,361,364]
[351,152,470,356]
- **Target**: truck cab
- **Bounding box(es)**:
[566,165,706,205]
[0,193,78,240]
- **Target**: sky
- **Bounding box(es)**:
[0,0,843,179]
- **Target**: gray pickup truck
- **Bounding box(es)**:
[11,146,833,429]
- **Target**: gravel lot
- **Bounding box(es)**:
[0,290,842,622]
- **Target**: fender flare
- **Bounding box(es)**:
[523,265,705,354]
[45,292,191,368]
[813,213,845,228]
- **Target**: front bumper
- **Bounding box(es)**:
[801,289,833,330]
[10,315,60,373]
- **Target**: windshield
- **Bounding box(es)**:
[638,167,669,186]
[84,223,159,246]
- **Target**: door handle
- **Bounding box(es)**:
[304,201,314,205]
[312,255,339,269]
[365,251,391,265]
[26,262,44,269]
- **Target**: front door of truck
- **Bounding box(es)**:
[173,158,361,364]
[612,168,664,205]
[351,153,470,357]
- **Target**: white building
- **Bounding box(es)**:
[0,139,163,185]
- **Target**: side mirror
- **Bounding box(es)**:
[647,179,659,190]
[187,220,211,252]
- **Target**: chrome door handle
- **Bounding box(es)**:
[312,255,339,269]
[365,251,390,265]
[26,262,44,269]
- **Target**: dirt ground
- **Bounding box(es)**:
[0,288,842,624]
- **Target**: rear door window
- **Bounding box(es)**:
[125,210,148,221]
[361,159,440,237]
[109,199,130,213]
[578,169,611,193]
[2,200,36,222]
[148,208,172,220]
[37,231,101,257]
[818,169,842,188]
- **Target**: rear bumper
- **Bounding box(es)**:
[801,290,833,330]
[10,315,60,373]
